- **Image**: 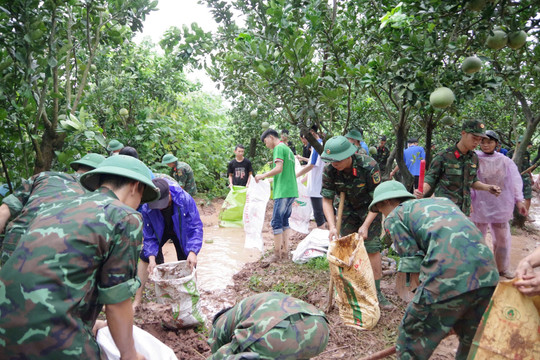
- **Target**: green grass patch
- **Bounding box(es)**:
[302,256,329,271]
[271,280,309,299]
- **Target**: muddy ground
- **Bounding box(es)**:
[132,196,540,360]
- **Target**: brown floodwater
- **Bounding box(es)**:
[161,225,261,291]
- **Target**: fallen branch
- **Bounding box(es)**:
[192,347,206,359]
[320,344,350,356]
[357,345,396,360]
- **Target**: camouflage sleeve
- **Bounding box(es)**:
[97,212,143,304]
[1,174,39,217]
[384,211,424,273]
[424,152,444,188]
[321,164,336,199]
[471,153,479,183]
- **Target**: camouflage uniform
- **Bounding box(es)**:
[321,153,382,253]
[374,145,390,173]
[0,171,85,264]
[170,160,197,196]
[0,187,143,359]
[384,197,498,360]
[424,144,479,216]
[208,292,329,360]
[507,148,532,199]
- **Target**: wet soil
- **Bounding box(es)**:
[133,195,540,360]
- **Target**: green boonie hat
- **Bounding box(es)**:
[462,120,488,138]
[162,154,178,164]
[368,180,415,212]
[344,129,364,142]
[107,140,124,151]
[80,155,159,203]
[70,153,106,171]
[321,136,357,162]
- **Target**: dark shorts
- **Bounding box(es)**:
[397,286,495,360]
[340,211,383,254]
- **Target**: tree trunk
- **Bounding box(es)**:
[249,137,257,160]
[394,109,414,190]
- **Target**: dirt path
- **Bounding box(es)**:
[133,196,540,359]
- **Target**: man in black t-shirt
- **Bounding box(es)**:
[228,144,253,188]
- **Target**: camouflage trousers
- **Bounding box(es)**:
[522,175,532,199]
[208,313,329,360]
[340,211,382,254]
[397,287,495,360]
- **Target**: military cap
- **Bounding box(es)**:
[321,136,357,162]
[80,155,159,203]
[368,180,415,212]
[107,139,124,151]
[70,153,106,171]
[161,154,178,164]
[462,119,488,138]
[344,129,364,142]
[485,130,499,143]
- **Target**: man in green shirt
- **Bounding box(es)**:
[255,129,298,261]
[369,181,499,360]
[415,119,501,215]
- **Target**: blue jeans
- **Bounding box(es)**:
[271,197,295,234]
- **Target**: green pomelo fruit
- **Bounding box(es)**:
[466,0,486,11]
[250,109,258,118]
[119,108,128,116]
[369,146,377,156]
[462,56,482,74]
[486,30,508,50]
[429,87,455,109]
[507,31,527,50]
[441,115,455,126]
[261,121,270,129]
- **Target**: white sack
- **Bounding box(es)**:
[243,176,271,252]
[292,228,330,264]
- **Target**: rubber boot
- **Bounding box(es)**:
[376,279,394,310]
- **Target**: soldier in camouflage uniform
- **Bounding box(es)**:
[0,153,105,264]
[345,128,368,155]
[320,136,392,308]
[207,292,329,360]
[0,155,158,359]
[415,119,501,215]
[507,135,533,217]
[162,153,197,196]
[369,181,499,360]
[374,135,390,173]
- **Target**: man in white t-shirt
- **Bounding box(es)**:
[296,125,326,228]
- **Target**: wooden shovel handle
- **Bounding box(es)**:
[336,192,346,235]
[326,192,346,313]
